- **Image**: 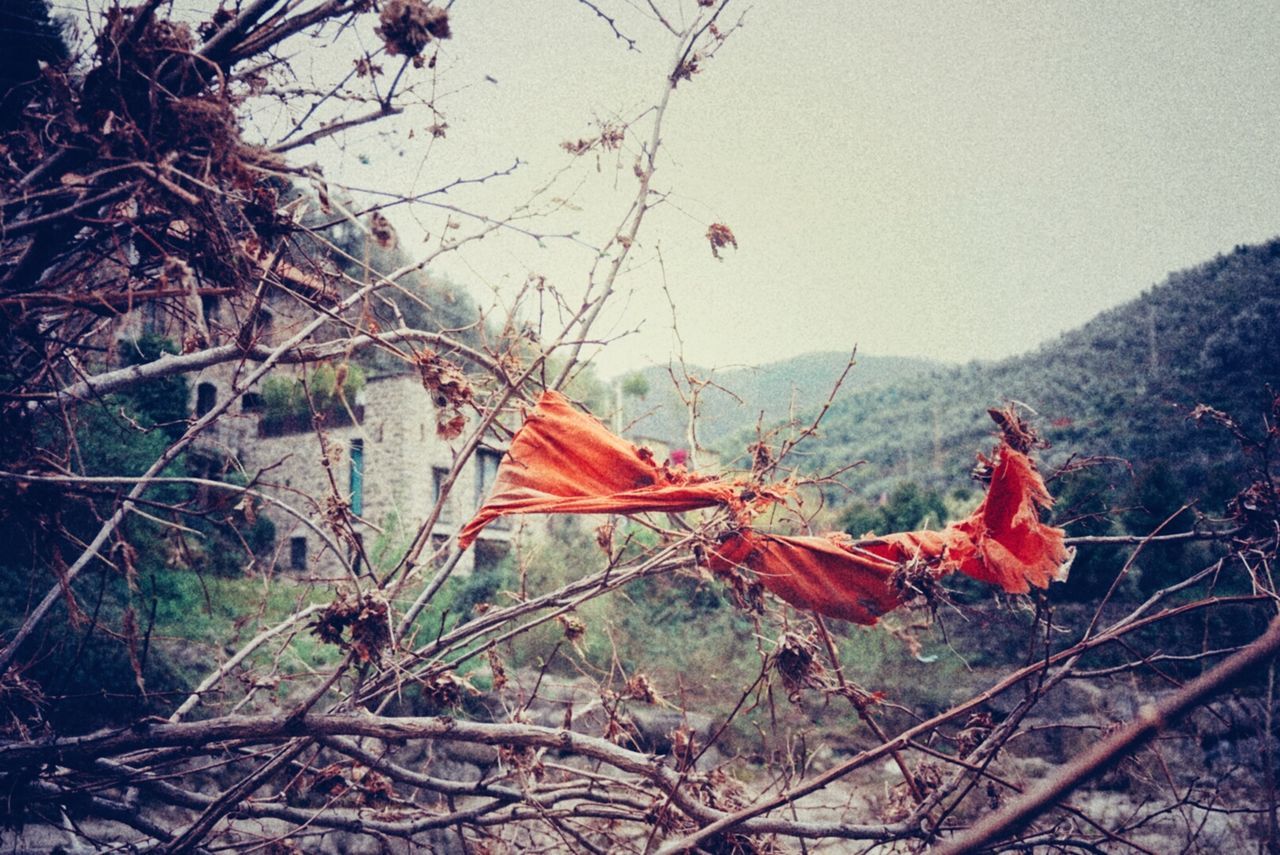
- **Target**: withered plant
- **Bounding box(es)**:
[1,3,1279,853]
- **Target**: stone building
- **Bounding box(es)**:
[103,248,513,579]
[199,367,512,578]
[105,251,709,582]
[180,305,511,578]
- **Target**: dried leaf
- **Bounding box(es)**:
[706,222,737,259]
[487,648,508,692]
[595,521,615,554]
[122,607,147,695]
[310,589,392,664]
[369,212,397,249]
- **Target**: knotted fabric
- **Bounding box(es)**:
[457,391,740,550]
[458,391,1071,624]
[706,444,1071,624]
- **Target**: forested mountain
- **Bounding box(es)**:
[621,240,1279,511]
[618,239,1278,520]
[791,239,1280,501]
[625,238,1277,600]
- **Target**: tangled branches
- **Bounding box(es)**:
[2,2,1279,853]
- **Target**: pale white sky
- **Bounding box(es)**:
[262,2,1280,375]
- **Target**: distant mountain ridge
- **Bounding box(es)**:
[775,238,1280,498]
[621,238,1280,505]
[615,352,939,450]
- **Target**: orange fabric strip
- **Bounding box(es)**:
[948,444,1070,593]
[709,531,906,625]
[707,442,1070,624]
[456,391,740,550]
[458,391,1070,623]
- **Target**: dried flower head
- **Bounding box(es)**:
[376,0,450,58]
[987,405,1044,453]
[311,588,392,664]
[559,613,586,644]
[622,673,663,705]
[773,631,824,699]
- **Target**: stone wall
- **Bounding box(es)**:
[223,372,511,578]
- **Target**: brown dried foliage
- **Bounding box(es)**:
[772,630,824,699]
[561,122,626,155]
[558,613,587,644]
[987,405,1045,454]
[376,0,451,58]
[416,348,475,438]
[1,0,289,406]
[706,222,738,259]
[622,673,663,705]
[311,589,393,664]
[5,6,1279,855]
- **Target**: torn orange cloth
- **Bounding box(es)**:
[457,391,1070,623]
[947,444,1070,593]
[709,531,907,625]
[456,391,741,550]
[707,442,1071,624]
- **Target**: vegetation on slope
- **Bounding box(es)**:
[802,239,1280,500]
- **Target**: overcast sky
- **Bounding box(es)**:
[279,1,1280,376]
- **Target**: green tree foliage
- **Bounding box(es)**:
[802,240,1280,504]
[767,240,1280,599]
[1048,467,1126,602]
[0,337,275,729]
[259,361,366,433]
[293,197,483,376]
[839,481,948,537]
[621,372,650,400]
[116,334,190,440]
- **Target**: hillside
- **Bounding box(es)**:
[614,352,938,448]
[764,239,1280,502]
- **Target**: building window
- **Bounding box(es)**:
[349,438,365,517]
[200,294,220,323]
[432,466,451,522]
[196,382,217,418]
[289,536,307,571]
[475,449,508,530]
[242,392,264,412]
[475,449,502,507]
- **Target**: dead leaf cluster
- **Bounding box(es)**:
[706,222,738,259]
[311,588,392,664]
[376,0,450,58]
[416,348,474,438]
